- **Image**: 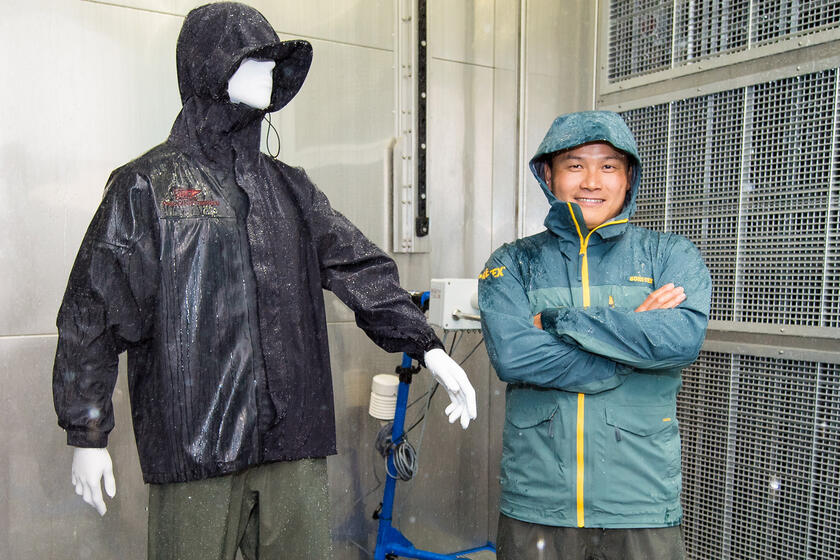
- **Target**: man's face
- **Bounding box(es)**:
[545,141,632,230]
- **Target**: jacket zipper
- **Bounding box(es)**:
[566,202,628,527]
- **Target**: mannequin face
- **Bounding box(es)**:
[227,58,276,109]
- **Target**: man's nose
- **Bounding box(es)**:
[580,169,600,190]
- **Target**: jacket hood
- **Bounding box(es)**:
[529,111,642,237]
[169,2,313,167]
[176,2,312,113]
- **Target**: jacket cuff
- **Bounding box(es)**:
[410,331,444,366]
[66,429,109,448]
[539,308,566,332]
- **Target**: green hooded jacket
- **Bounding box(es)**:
[478,111,711,528]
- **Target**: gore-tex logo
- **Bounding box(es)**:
[162,188,219,208]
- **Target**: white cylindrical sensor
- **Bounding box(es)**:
[369,373,400,420]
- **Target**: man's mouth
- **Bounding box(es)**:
[575,197,604,205]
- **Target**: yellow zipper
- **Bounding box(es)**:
[566,202,628,527]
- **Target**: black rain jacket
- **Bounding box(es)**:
[53,2,442,484]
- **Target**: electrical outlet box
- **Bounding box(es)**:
[429,278,480,330]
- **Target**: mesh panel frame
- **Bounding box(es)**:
[608,0,840,83]
[677,352,840,560]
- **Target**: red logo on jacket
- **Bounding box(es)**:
[162,188,219,208]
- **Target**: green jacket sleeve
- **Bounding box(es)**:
[478,246,628,393]
[540,235,711,370]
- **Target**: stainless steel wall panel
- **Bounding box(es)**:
[493,0,519,72]
[92,0,395,50]
[325,324,493,557]
[271,37,394,254]
[520,0,598,236]
[0,0,182,337]
[391,331,493,554]
[490,66,518,250]
[427,59,494,277]
[326,322,403,559]
[520,73,570,237]
[490,1,519,250]
[0,336,146,560]
[428,0,495,67]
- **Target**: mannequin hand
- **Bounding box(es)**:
[71,447,116,516]
[423,348,477,429]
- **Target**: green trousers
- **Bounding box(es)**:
[497,514,685,560]
[147,458,332,560]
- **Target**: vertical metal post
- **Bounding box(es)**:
[515,0,528,239]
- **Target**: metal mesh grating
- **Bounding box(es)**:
[609,0,674,80]
[608,1,840,82]
[752,0,840,46]
[669,90,744,321]
[676,352,840,560]
[828,201,840,328]
[619,68,840,328]
[739,71,836,326]
[728,355,819,559]
[678,352,732,559]
[674,0,750,64]
[622,103,670,231]
[810,362,840,558]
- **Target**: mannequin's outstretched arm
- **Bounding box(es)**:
[71,447,116,516]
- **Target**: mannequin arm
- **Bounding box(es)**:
[423,348,477,429]
[71,447,116,516]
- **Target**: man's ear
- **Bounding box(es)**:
[544,159,553,184]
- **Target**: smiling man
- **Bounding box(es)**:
[478,111,711,560]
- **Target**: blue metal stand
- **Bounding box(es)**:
[373,352,496,560]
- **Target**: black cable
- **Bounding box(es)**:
[264,113,280,158]
[458,337,485,366]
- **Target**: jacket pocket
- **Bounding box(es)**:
[593,405,682,513]
[500,388,564,503]
[605,405,676,437]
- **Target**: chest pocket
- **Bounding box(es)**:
[599,284,653,310]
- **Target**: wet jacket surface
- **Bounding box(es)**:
[478,111,711,528]
[53,2,442,484]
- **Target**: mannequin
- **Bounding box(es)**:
[65,51,475,519]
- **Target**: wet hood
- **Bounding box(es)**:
[528,111,642,238]
[176,2,312,113]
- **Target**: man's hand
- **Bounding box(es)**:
[423,348,478,429]
[71,447,116,516]
[533,313,543,329]
[635,283,686,312]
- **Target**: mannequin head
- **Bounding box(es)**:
[227,58,276,110]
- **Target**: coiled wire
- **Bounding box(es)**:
[375,423,417,481]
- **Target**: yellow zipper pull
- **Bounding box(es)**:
[609,295,615,308]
